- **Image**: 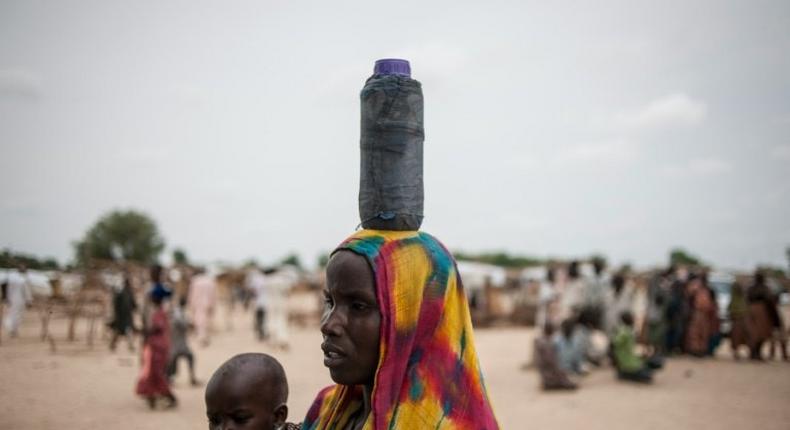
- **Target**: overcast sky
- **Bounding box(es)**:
[1,0,789,270]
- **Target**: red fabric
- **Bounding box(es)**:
[135,308,172,397]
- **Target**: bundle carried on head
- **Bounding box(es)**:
[358,59,424,231]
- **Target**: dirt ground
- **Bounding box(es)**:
[1,307,789,430]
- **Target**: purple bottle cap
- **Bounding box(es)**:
[374,59,411,77]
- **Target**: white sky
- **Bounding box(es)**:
[1,0,789,270]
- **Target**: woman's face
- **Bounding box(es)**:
[321,251,381,387]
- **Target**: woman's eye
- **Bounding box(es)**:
[352,302,369,311]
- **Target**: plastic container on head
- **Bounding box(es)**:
[358,59,424,231]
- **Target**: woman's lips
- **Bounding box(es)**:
[321,343,347,367]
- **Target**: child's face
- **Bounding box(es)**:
[205,372,285,430]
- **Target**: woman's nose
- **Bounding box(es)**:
[320,306,344,337]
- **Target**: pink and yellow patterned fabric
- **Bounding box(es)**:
[303,230,499,430]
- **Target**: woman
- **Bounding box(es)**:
[303,230,499,430]
[728,282,751,360]
[747,272,776,360]
[136,285,177,409]
[684,274,718,357]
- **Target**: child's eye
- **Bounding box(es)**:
[232,414,252,424]
[352,302,370,311]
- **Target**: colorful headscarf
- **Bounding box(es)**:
[303,230,499,430]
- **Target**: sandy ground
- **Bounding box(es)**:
[1,307,789,430]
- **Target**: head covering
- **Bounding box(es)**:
[303,230,499,430]
[149,282,172,300]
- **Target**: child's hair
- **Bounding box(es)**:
[209,353,288,404]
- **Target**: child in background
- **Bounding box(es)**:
[534,323,577,391]
[205,353,300,429]
[167,296,199,386]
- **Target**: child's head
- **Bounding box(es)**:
[620,311,634,327]
[205,353,288,430]
[560,318,575,339]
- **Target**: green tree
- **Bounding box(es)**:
[669,248,702,267]
[172,248,189,265]
[280,253,302,269]
[73,209,165,265]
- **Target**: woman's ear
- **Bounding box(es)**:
[273,403,288,429]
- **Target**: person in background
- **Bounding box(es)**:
[727,282,751,360]
[246,267,268,341]
[664,266,689,355]
[263,266,292,351]
[644,269,670,358]
[555,318,586,376]
[766,276,788,361]
[136,285,177,409]
[109,274,137,352]
[685,273,718,357]
[604,272,635,338]
[558,261,584,323]
[747,272,776,361]
[534,323,577,391]
[612,311,661,383]
[2,264,33,338]
[189,268,218,347]
[167,296,199,386]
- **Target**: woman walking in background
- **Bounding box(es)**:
[728,282,751,360]
[747,272,776,361]
[136,286,177,409]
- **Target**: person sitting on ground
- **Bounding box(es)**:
[167,295,199,386]
[555,318,586,375]
[534,323,577,391]
[205,352,300,430]
[612,311,662,384]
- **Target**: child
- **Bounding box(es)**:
[167,296,199,386]
[612,311,662,383]
[205,353,299,430]
[534,323,577,390]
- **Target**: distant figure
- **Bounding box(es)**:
[263,267,291,350]
[535,268,558,331]
[727,282,751,360]
[685,274,719,357]
[613,311,661,383]
[664,266,689,354]
[167,296,199,386]
[644,269,669,357]
[747,272,777,361]
[2,265,33,338]
[581,259,609,330]
[189,269,218,347]
[534,323,577,391]
[136,286,177,409]
[604,272,635,337]
[555,318,586,375]
[246,268,268,341]
[109,275,138,352]
[205,353,299,430]
[558,261,584,322]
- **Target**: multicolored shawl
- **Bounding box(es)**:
[303,230,499,430]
